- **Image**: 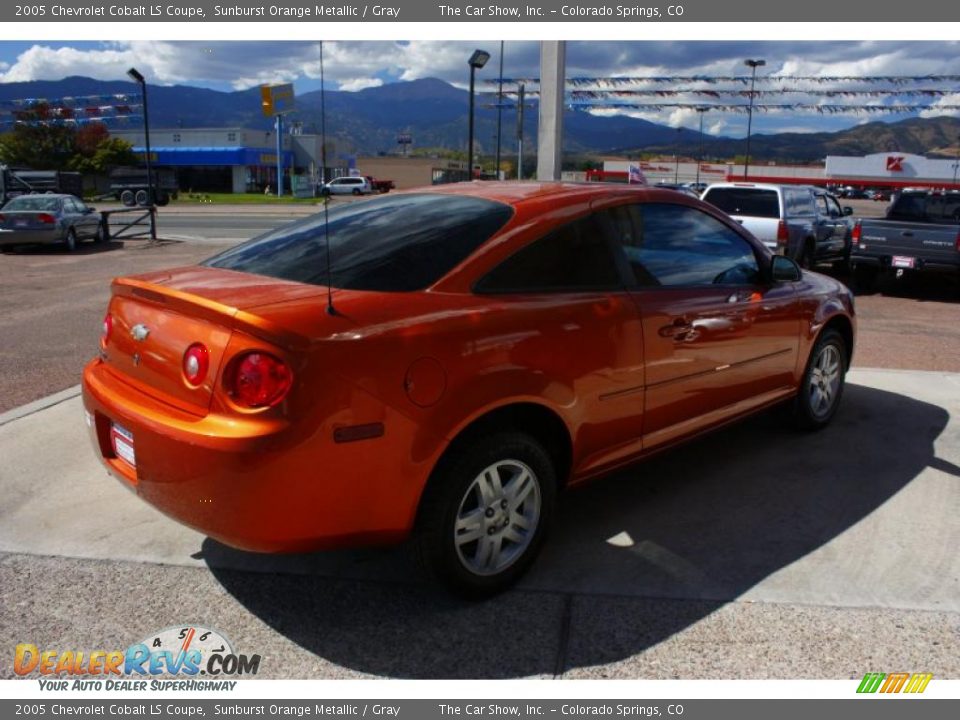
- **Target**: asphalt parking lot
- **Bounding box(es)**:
[1,200,959,679]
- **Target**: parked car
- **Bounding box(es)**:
[654,182,700,199]
[366,176,396,194]
[0,194,104,252]
[850,189,960,291]
[82,183,855,595]
[702,182,853,267]
[320,176,373,196]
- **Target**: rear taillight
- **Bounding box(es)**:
[0,213,5,222]
[228,352,292,408]
[852,222,862,246]
[776,220,789,249]
[37,213,56,224]
[182,343,210,386]
[101,313,113,348]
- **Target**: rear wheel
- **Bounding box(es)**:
[120,190,135,207]
[415,432,556,597]
[135,189,150,207]
[352,188,362,196]
[94,221,107,244]
[794,328,847,431]
[63,228,77,252]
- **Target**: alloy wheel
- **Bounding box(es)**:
[453,459,541,577]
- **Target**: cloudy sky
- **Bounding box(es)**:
[1,40,959,136]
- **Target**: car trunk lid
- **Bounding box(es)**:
[103,267,320,416]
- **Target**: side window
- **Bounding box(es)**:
[827,196,843,218]
[889,194,926,221]
[619,204,760,287]
[789,189,816,216]
[476,214,622,293]
[64,198,81,213]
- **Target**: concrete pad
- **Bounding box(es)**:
[0,553,565,679]
[559,595,960,678]
[0,369,958,613]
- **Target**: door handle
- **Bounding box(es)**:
[659,318,694,338]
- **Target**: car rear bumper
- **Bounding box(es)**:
[81,358,440,553]
[851,253,960,273]
[0,228,61,247]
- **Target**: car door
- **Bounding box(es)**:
[474,209,647,476]
[69,198,98,238]
[613,202,801,451]
[814,193,848,258]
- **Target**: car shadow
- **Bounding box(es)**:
[202,383,949,678]
[1,240,125,255]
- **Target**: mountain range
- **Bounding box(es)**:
[2,76,959,163]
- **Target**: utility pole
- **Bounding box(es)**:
[743,58,765,179]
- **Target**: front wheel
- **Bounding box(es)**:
[415,432,556,597]
[794,328,847,431]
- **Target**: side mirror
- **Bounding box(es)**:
[771,255,802,283]
[843,206,853,216]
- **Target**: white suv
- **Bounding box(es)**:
[320,176,372,196]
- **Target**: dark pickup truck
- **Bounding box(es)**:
[850,190,960,290]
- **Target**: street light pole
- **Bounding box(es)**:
[743,58,765,180]
[696,106,708,186]
[495,41,504,180]
[127,67,153,205]
[467,49,490,181]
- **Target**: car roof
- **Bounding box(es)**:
[6,193,74,200]
[703,182,788,192]
[401,180,686,209]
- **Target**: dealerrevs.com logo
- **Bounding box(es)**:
[14,626,260,691]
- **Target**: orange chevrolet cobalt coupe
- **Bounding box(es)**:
[83,183,855,595]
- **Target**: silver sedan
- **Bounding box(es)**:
[0,194,104,251]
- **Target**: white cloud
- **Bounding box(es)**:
[337,78,384,92]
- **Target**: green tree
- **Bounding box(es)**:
[0,105,76,169]
[68,137,138,174]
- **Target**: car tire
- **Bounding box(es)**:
[120,190,135,207]
[414,432,557,598]
[135,190,150,207]
[794,328,847,431]
[94,221,107,244]
[352,188,362,196]
[63,228,77,252]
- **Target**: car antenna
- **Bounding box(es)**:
[320,40,336,316]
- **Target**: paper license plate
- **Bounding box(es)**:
[111,423,136,468]
[891,256,915,269]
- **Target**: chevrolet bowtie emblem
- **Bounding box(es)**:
[131,323,150,342]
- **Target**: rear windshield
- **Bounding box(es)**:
[702,188,780,219]
[2,196,62,212]
[205,194,514,292]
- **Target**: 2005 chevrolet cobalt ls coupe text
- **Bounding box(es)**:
[82,182,855,595]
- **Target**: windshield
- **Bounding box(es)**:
[3,196,62,212]
[204,193,514,292]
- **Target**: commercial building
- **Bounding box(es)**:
[114,127,297,193]
[600,152,960,190]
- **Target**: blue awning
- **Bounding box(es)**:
[133,146,295,167]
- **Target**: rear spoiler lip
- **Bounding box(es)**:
[111,276,312,353]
